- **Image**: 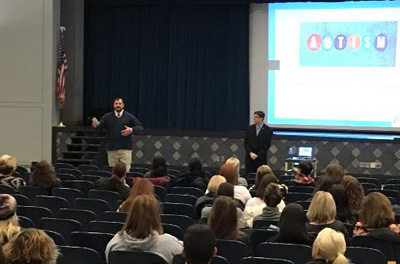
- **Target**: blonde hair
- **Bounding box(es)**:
[3,228,59,264]
[207,175,226,193]
[0,155,17,175]
[313,228,349,264]
[225,157,240,175]
[255,165,274,185]
[307,191,336,223]
[0,214,20,243]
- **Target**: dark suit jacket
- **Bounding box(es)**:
[244,123,273,164]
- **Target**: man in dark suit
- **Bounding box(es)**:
[244,111,273,175]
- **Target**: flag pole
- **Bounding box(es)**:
[58,27,66,127]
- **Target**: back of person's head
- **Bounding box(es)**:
[218,163,238,185]
[329,184,353,223]
[119,178,154,213]
[3,228,59,264]
[208,196,238,240]
[314,175,333,194]
[325,164,345,184]
[217,182,234,197]
[206,175,226,193]
[256,174,278,198]
[0,194,20,244]
[0,155,17,175]
[312,228,349,264]
[225,157,240,176]
[341,175,364,213]
[109,161,127,190]
[263,183,282,207]
[122,194,162,238]
[278,203,308,243]
[359,192,394,228]
[298,161,313,176]
[183,224,216,264]
[29,160,58,188]
[152,156,167,176]
[189,158,203,172]
[255,165,274,188]
[307,191,336,223]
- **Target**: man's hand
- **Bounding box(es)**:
[250,152,258,160]
[92,117,100,128]
[121,126,133,136]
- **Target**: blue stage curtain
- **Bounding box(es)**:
[84,1,249,130]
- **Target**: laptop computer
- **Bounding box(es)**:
[298,146,313,159]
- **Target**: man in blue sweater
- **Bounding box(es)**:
[92,98,143,170]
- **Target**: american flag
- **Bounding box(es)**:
[57,42,68,108]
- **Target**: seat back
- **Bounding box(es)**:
[17,205,55,226]
[240,257,294,264]
[70,231,114,261]
[81,175,101,183]
[58,168,83,179]
[34,195,71,215]
[18,215,35,228]
[283,193,313,204]
[89,220,123,234]
[108,250,166,264]
[101,211,127,222]
[345,246,386,264]
[256,242,312,264]
[78,164,100,174]
[173,254,229,264]
[19,186,48,203]
[75,198,111,218]
[288,186,314,193]
[87,170,112,177]
[54,162,75,170]
[58,208,97,231]
[357,177,381,188]
[252,220,279,230]
[154,186,168,202]
[350,235,400,262]
[171,187,203,197]
[216,240,249,264]
[0,185,16,194]
[58,246,103,264]
[387,179,400,185]
[88,189,122,210]
[62,180,95,197]
[44,229,66,245]
[52,187,85,207]
[165,194,197,206]
[249,229,279,253]
[39,217,83,245]
[57,173,78,182]
[162,202,196,219]
[12,194,31,206]
[162,223,184,240]
[160,214,194,231]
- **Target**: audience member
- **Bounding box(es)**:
[243,175,285,227]
[219,163,251,207]
[306,191,349,239]
[306,228,349,264]
[143,156,169,187]
[341,175,364,217]
[325,164,345,184]
[3,228,59,264]
[354,192,400,242]
[253,183,282,224]
[313,175,333,194]
[248,165,274,193]
[195,175,226,217]
[175,158,208,190]
[105,194,182,264]
[208,196,251,253]
[0,194,20,244]
[183,224,216,264]
[95,161,130,200]
[29,160,61,194]
[294,161,315,185]
[225,157,248,187]
[118,178,154,213]
[329,184,356,225]
[268,203,312,245]
[0,154,26,191]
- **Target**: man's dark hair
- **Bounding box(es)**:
[184,224,216,264]
[254,111,265,120]
[299,160,313,175]
[114,97,124,103]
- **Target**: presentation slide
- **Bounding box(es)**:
[267,1,400,132]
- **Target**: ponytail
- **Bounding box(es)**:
[332,253,349,264]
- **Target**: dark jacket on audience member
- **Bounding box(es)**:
[366,227,400,243]
[195,191,216,217]
[175,171,208,190]
[306,220,349,239]
[95,177,130,200]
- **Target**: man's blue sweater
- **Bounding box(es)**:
[98,111,143,150]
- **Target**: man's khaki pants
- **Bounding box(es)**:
[107,149,132,171]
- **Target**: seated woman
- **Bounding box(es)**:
[0,194,20,244]
[95,161,131,200]
[118,178,154,212]
[219,163,251,208]
[353,192,400,243]
[306,191,349,239]
[329,184,356,225]
[0,154,26,191]
[105,194,183,264]
[175,157,208,190]
[306,227,349,264]
[29,160,61,194]
[325,163,345,184]
[3,228,59,264]
[248,165,274,193]
[268,203,313,246]
[253,183,283,225]
[195,175,226,217]
[143,156,169,187]
[243,174,285,227]
[208,196,251,254]
[225,157,248,187]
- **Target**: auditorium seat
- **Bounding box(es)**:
[70,231,114,261]
[75,198,111,218]
[58,208,97,231]
[52,187,85,207]
[88,190,122,211]
[256,242,312,264]
[108,250,166,264]
[58,168,83,179]
[34,195,71,215]
[216,239,250,264]
[39,217,83,245]
[165,194,197,206]
[58,246,103,264]
[240,257,294,264]
[171,187,204,197]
